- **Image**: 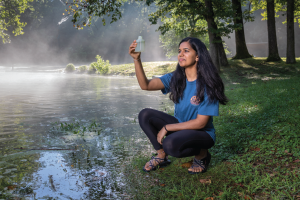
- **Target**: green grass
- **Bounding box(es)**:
[122,57,300,199]
[108,61,177,77]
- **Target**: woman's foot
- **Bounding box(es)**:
[143,150,170,172]
[188,150,211,174]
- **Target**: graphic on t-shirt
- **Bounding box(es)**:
[190,96,200,105]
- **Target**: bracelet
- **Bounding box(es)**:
[133,58,140,61]
[164,125,168,132]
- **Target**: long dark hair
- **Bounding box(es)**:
[169,37,228,105]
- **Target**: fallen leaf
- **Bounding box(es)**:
[244,195,251,200]
[205,197,214,200]
[160,184,166,187]
[250,147,260,151]
[294,159,300,163]
[181,160,193,168]
[283,149,293,155]
[71,165,74,168]
[237,193,251,200]
[218,192,224,196]
[200,179,211,184]
[234,183,245,187]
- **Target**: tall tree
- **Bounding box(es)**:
[0,0,34,43]
[147,0,230,70]
[266,0,281,61]
[204,0,221,70]
[231,0,252,59]
[286,0,296,63]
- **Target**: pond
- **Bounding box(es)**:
[0,71,174,199]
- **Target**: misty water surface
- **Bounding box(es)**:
[0,70,173,199]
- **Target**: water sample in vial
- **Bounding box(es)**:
[135,36,145,52]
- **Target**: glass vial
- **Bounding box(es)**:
[135,36,145,52]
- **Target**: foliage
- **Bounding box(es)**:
[122,57,300,199]
[94,55,110,74]
[65,63,75,72]
[0,0,34,43]
[88,62,97,74]
[61,0,124,29]
[78,65,87,73]
[159,29,210,58]
[251,0,300,26]
[87,55,110,74]
[146,0,239,38]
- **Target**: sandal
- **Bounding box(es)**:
[188,152,211,174]
[143,153,171,172]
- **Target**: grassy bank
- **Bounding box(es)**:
[122,57,300,199]
[108,61,177,77]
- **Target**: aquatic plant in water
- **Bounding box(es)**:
[50,119,102,136]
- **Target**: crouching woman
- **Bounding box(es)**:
[128,37,227,174]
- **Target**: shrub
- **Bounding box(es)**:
[78,65,87,73]
[91,55,110,74]
[65,63,75,73]
[88,63,97,74]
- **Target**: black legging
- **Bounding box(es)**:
[138,108,214,158]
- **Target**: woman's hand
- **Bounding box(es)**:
[157,126,168,145]
[129,40,141,60]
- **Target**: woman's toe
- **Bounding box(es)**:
[144,162,149,170]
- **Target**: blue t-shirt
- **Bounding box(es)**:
[159,72,219,142]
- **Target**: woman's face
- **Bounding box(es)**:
[178,41,198,68]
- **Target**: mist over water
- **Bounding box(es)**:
[0,1,173,68]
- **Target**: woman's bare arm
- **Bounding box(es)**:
[157,114,210,145]
[166,115,210,131]
[129,40,165,91]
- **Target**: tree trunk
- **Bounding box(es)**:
[266,0,281,61]
[216,35,229,66]
[205,0,221,72]
[286,0,296,64]
[231,0,252,59]
[207,24,221,72]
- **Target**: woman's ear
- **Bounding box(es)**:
[196,57,199,61]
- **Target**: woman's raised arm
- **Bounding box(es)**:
[129,40,165,91]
